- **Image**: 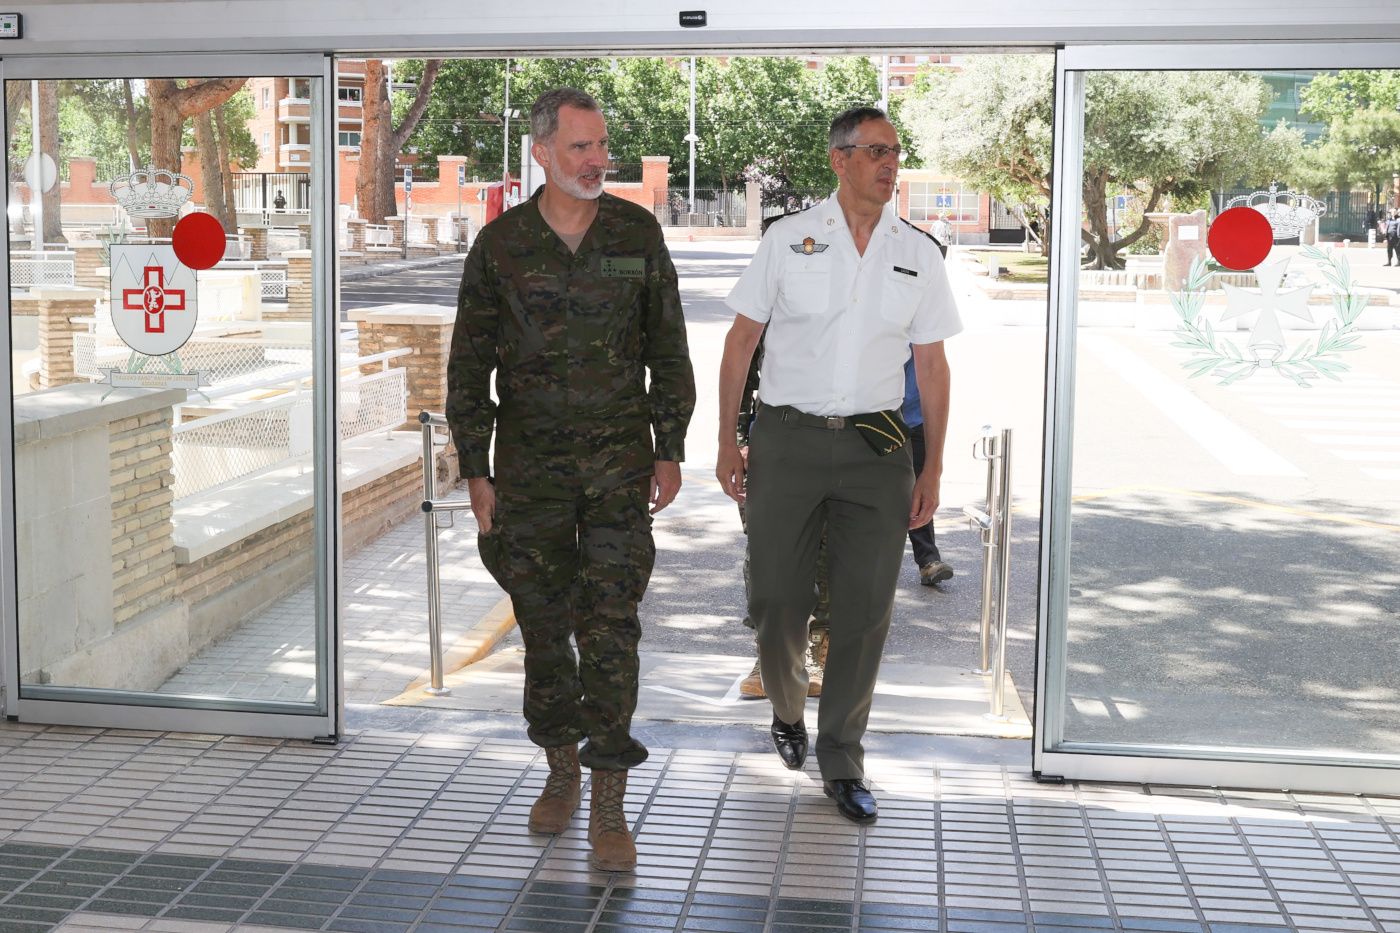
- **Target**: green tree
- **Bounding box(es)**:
[395,58,510,177]
[1299,70,1400,126]
[609,57,688,182]
[397,55,889,199]
[905,58,1302,269]
[903,57,1054,251]
[1296,71,1400,204]
[358,58,441,224]
[1295,108,1400,195]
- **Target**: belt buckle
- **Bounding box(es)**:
[825,415,845,430]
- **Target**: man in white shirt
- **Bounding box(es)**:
[716,106,962,823]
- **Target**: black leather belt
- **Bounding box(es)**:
[763,403,854,430]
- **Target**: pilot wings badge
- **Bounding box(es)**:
[790,236,829,255]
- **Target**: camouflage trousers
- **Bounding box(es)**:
[739,496,829,637]
[477,480,654,770]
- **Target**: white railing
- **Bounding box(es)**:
[72,317,352,386]
[171,348,410,500]
[262,208,311,227]
[217,260,289,300]
[364,224,394,248]
[437,216,473,246]
[407,219,433,245]
[224,234,252,261]
[10,251,76,290]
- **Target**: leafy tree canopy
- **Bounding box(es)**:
[396,55,889,194]
[903,57,1302,268]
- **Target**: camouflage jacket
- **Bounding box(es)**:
[447,188,696,500]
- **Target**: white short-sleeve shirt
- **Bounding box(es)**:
[726,195,962,417]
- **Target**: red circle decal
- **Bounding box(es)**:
[172,211,227,271]
[1207,207,1273,271]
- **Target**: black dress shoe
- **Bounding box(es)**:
[770,715,807,770]
[824,779,878,823]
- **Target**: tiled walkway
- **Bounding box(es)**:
[158,513,500,704]
[1,723,1397,932]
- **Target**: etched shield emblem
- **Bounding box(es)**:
[109,245,199,357]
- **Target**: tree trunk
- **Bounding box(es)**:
[213,103,238,222]
[357,59,441,225]
[38,81,65,245]
[194,110,235,233]
[4,81,26,141]
[145,77,246,237]
[1082,171,1119,270]
[356,60,389,223]
[122,80,142,170]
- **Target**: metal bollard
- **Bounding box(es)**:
[417,410,471,697]
[962,425,1014,721]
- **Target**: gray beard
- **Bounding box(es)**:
[553,174,604,200]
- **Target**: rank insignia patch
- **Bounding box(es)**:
[790,236,829,255]
[601,257,646,278]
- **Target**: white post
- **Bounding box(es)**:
[502,59,511,182]
[878,54,888,113]
[688,57,697,215]
[31,80,43,253]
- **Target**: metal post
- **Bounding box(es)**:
[965,426,999,674]
[419,412,451,696]
[963,426,1014,720]
[989,427,1014,720]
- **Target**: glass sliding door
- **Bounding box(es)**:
[1037,43,1400,794]
[1,53,340,738]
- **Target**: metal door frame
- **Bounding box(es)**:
[0,52,341,740]
[1037,41,1400,795]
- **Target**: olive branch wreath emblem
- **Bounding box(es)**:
[1169,245,1368,387]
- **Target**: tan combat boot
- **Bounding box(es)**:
[528,745,581,834]
[739,656,765,698]
[587,769,636,872]
[806,630,829,697]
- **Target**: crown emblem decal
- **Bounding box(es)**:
[1224,183,1325,241]
[109,164,195,219]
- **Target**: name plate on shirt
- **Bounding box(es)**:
[601,257,645,278]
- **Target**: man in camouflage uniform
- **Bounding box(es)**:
[446,88,695,873]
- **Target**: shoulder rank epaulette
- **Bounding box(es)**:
[760,206,814,238]
[899,217,947,257]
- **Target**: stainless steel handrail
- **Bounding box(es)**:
[417,409,468,696]
[963,425,1014,720]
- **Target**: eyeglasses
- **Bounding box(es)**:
[836,143,902,161]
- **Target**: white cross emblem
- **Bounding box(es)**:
[1220,259,1314,361]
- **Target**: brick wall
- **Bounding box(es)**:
[356,315,453,426]
[176,445,451,640]
[110,408,177,626]
[36,288,103,389]
[271,250,313,322]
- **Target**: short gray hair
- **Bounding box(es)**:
[828,106,888,150]
[530,87,602,143]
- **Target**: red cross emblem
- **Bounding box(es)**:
[122,265,186,334]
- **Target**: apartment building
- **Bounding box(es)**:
[244,59,367,173]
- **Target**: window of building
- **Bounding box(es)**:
[261,130,270,153]
[338,86,362,103]
[338,130,362,147]
[261,86,270,108]
[907,181,980,224]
